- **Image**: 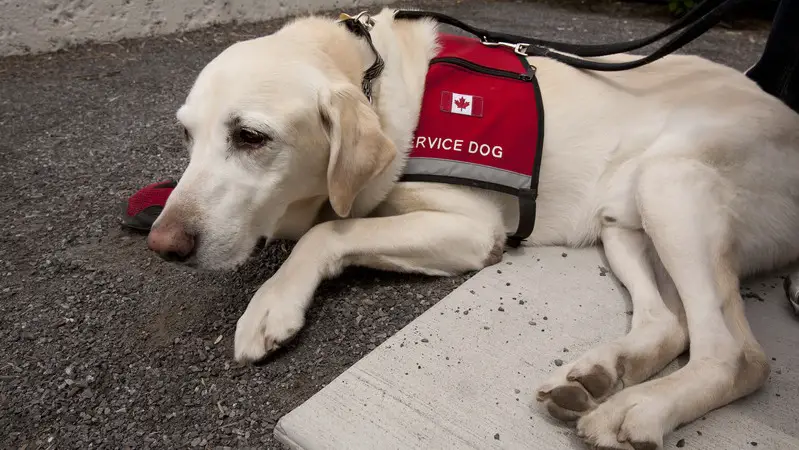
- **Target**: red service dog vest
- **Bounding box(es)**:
[400,33,545,247]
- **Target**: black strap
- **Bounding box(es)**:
[506,188,537,248]
[338,13,385,101]
[395,0,727,57]
[505,53,546,247]
[395,0,747,71]
[527,0,746,71]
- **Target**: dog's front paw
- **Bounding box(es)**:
[234,291,305,363]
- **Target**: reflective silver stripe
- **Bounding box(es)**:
[403,157,531,190]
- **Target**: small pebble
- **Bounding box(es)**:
[497,306,505,312]
[494,433,500,440]
[421,338,428,343]
[676,438,686,448]
[751,442,758,447]
[561,253,567,257]
[563,348,569,353]
[554,359,563,367]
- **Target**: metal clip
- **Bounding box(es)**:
[337,11,375,31]
[480,38,529,56]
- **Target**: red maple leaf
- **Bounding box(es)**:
[454,97,470,110]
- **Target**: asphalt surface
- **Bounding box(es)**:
[0,1,770,448]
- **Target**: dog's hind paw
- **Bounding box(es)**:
[577,386,667,450]
[536,347,624,422]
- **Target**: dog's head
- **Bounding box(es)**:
[146,17,396,269]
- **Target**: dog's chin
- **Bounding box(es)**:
[188,236,269,271]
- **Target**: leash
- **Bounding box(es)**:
[394,0,749,71]
[337,11,385,102]
[397,0,726,58]
[338,0,748,89]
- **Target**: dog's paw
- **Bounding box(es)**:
[234,296,305,364]
[536,346,623,422]
[536,362,597,422]
[577,387,666,450]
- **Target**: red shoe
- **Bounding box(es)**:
[121,179,176,231]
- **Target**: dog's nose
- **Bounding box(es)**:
[147,221,196,262]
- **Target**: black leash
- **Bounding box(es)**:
[337,12,385,102]
[394,0,749,71]
[338,0,747,87]
[395,0,723,57]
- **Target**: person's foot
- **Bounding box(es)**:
[121,179,176,231]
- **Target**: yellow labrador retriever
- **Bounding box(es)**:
[146,9,799,449]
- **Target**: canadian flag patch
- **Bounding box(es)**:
[440,91,484,117]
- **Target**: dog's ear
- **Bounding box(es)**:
[320,83,396,218]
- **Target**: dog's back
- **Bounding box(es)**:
[521,51,799,269]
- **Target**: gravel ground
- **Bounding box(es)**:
[0,1,770,448]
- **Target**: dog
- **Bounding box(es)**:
[145,8,799,449]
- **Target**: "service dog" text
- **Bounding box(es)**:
[414,136,503,159]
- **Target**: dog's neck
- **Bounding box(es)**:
[346,10,439,135]
[334,10,441,216]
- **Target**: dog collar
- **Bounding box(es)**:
[337,11,385,103]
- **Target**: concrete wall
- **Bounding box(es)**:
[0,0,394,56]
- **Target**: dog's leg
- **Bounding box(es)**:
[536,227,688,422]
[576,159,769,450]
[234,211,504,363]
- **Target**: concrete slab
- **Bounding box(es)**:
[275,246,799,450]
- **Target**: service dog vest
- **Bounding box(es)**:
[399,33,545,247]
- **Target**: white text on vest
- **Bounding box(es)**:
[414,136,503,159]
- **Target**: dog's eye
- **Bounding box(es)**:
[234,128,268,149]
